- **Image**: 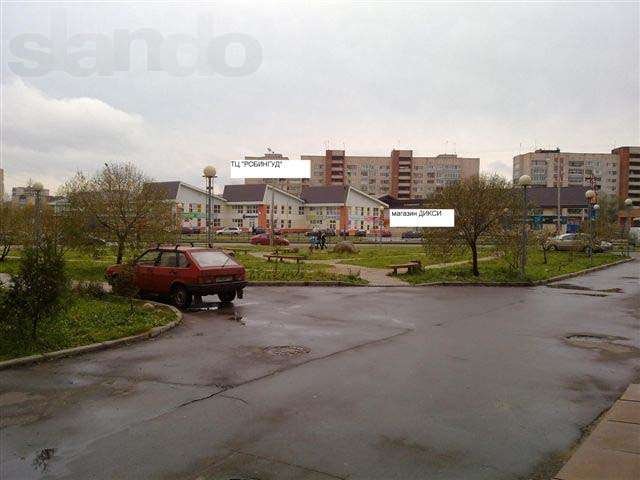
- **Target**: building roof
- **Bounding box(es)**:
[300,185,349,204]
[152,181,182,200]
[527,186,589,208]
[377,195,425,209]
[151,181,226,202]
[222,184,267,202]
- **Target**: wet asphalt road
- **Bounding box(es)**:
[1,261,639,480]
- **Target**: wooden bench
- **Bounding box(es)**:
[265,254,305,264]
[388,261,422,275]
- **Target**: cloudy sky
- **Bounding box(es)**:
[1,1,638,195]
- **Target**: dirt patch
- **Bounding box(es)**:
[564,334,640,357]
[262,345,310,357]
[378,435,464,468]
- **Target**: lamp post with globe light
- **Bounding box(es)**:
[203,166,217,245]
[624,198,633,256]
[518,174,532,279]
[585,189,596,261]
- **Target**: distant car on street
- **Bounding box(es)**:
[401,230,422,239]
[105,245,246,308]
[375,229,392,237]
[250,234,290,246]
[354,229,367,237]
[216,226,242,235]
[546,233,612,252]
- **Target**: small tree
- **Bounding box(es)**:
[533,229,555,264]
[0,203,29,261]
[9,238,68,339]
[424,175,516,276]
[62,162,177,264]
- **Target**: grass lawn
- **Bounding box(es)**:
[239,254,367,284]
[399,249,627,285]
[0,256,109,282]
[0,295,176,361]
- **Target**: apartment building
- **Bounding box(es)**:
[512,148,633,197]
[612,146,640,208]
[302,149,479,199]
[243,151,309,196]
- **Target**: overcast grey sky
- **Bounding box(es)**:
[1,1,638,194]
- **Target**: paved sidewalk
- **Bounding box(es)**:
[554,384,640,480]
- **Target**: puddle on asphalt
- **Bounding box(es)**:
[547,283,623,294]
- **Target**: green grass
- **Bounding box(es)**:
[336,245,493,269]
[399,249,627,285]
[0,295,176,361]
[0,256,109,282]
[239,254,367,284]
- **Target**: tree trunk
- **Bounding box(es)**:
[543,248,548,264]
[32,315,39,340]
[116,239,125,264]
[471,243,479,276]
[0,244,9,261]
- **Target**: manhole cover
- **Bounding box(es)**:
[262,345,310,357]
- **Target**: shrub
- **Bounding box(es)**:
[8,239,68,339]
[107,262,139,311]
[332,241,358,254]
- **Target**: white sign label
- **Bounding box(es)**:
[230,159,310,179]
[389,209,455,227]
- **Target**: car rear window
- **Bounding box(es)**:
[190,251,238,267]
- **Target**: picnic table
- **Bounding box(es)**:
[387,260,422,275]
[265,254,305,264]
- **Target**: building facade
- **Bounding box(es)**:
[154,181,227,232]
[512,148,635,197]
[301,149,479,200]
[243,151,309,196]
[526,186,590,232]
[11,186,51,206]
[300,185,388,232]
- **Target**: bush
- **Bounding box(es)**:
[332,241,358,254]
[107,262,139,311]
[6,239,68,339]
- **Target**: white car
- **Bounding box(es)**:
[216,226,242,235]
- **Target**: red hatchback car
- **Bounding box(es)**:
[250,234,290,246]
[105,246,247,308]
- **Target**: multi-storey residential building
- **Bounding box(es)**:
[612,146,640,208]
[513,148,630,196]
[11,185,51,206]
[301,149,479,200]
[243,151,309,196]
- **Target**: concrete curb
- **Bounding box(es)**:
[0,300,183,371]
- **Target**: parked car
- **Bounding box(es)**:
[375,229,392,238]
[401,230,422,239]
[181,226,202,235]
[546,233,612,252]
[251,226,266,235]
[216,226,242,235]
[250,234,290,246]
[354,229,367,237]
[105,245,246,308]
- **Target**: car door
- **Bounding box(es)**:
[134,249,160,291]
[153,251,179,294]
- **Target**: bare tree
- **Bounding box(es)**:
[62,163,177,264]
[421,227,465,266]
[424,175,516,276]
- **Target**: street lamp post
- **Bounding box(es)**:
[518,174,532,279]
[203,166,217,246]
[624,198,633,256]
[585,189,596,262]
[32,181,44,244]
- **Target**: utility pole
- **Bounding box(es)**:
[203,166,216,246]
[555,156,562,234]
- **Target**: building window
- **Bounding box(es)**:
[287,220,292,228]
[213,218,221,227]
[281,205,285,214]
[232,219,243,227]
[288,205,292,215]
[298,206,304,215]
[246,205,258,214]
[213,204,221,214]
[281,219,285,228]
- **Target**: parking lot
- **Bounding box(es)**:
[1,261,639,479]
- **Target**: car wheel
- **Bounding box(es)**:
[171,285,192,309]
[218,290,236,304]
